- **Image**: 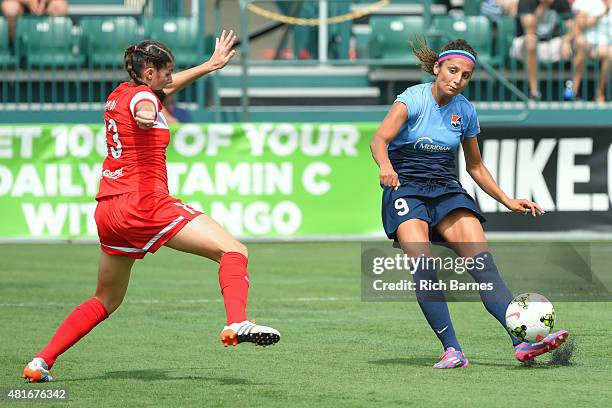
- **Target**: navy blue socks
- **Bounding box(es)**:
[412,258,462,351]
[468,251,520,346]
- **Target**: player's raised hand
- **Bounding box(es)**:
[380,163,401,190]
[505,198,545,217]
[208,29,237,70]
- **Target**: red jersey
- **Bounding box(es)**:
[97,82,170,199]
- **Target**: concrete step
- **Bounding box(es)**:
[218,86,380,106]
[217,65,371,88]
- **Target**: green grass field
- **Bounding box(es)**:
[1,243,611,407]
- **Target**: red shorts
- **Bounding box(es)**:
[94,191,202,259]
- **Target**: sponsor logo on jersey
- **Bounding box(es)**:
[413,136,451,152]
[451,113,462,129]
[101,167,124,180]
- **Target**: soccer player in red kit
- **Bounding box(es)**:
[22,30,280,383]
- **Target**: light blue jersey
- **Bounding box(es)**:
[388,83,480,184]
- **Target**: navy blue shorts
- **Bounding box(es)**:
[381,180,486,242]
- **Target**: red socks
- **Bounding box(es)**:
[34,254,249,368]
[218,252,250,325]
[36,297,108,368]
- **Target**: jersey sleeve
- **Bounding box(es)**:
[129,90,160,118]
[394,86,422,120]
[463,103,480,138]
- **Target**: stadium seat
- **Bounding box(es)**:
[17,17,84,67]
[463,0,482,15]
[432,16,497,66]
[81,17,142,67]
[496,15,515,68]
[0,17,16,66]
[368,16,424,64]
[144,17,204,67]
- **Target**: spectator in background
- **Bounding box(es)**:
[482,1,520,67]
[514,0,574,100]
[162,93,193,124]
[482,0,519,21]
[1,0,68,42]
[571,0,612,102]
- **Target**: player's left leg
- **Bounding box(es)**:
[165,213,280,347]
[435,209,569,361]
[435,209,519,345]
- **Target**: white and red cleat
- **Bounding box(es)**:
[220,320,280,347]
[22,358,53,383]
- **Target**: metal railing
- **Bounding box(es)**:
[0,0,206,113]
[2,0,612,122]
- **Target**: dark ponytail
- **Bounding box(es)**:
[409,36,477,76]
[123,40,175,84]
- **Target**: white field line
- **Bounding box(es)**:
[0,296,359,308]
[4,230,612,244]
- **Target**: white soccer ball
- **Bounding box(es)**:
[505,293,555,343]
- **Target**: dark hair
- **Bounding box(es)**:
[124,40,175,85]
[408,36,477,76]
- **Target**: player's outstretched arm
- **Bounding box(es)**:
[134,101,157,129]
[461,137,545,216]
[163,29,237,97]
[370,102,407,189]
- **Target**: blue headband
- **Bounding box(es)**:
[437,50,476,64]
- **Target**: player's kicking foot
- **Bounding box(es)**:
[433,347,469,369]
[514,329,569,362]
[22,358,52,383]
[220,320,280,347]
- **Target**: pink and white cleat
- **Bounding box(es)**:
[514,330,569,362]
[433,347,469,369]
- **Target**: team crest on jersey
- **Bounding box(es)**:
[451,114,461,129]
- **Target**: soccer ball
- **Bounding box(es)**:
[505,293,555,343]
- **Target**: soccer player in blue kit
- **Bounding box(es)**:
[370,38,569,368]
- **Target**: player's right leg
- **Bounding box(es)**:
[396,220,467,368]
[165,213,280,347]
[23,252,134,382]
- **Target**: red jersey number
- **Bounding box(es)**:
[107,118,122,158]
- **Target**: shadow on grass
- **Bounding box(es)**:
[60,369,258,384]
[368,357,434,367]
[370,357,518,369]
[370,355,575,370]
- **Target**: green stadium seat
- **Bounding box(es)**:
[81,17,142,67]
[463,0,482,15]
[0,17,16,66]
[17,17,84,67]
[433,16,497,66]
[368,16,424,64]
[143,17,204,67]
[496,15,516,67]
